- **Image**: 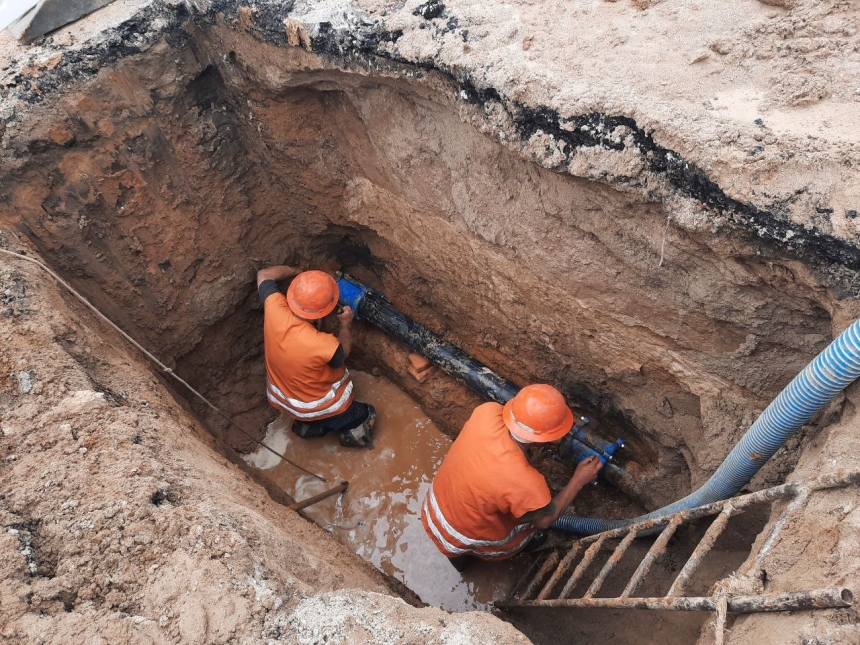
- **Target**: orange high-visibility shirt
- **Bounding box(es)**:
[421,402,551,560]
[263,291,353,421]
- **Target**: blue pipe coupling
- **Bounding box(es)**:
[336,275,371,313]
[553,318,860,535]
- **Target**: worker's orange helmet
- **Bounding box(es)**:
[503,384,573,443]
[287,270,339,320]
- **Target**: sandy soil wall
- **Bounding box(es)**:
[1,5,856,509]
[1,1,859,642]
[0,250,528,643]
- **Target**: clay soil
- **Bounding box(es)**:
[1,0,860,643]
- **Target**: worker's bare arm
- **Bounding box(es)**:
[518,456,603,530]
[256,265,300,287]
[336,306,354,358]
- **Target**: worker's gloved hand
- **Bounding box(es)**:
[337,306,355,326]
[572,455,603,487]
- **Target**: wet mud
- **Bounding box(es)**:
[249,370,535,611]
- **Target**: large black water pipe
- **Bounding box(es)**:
[336,275,626,482]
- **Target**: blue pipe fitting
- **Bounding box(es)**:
[557,416,624,465]
[336,275,371,315]
[598,438,625,464]
[553,317,860,535]
[554,442,601,467]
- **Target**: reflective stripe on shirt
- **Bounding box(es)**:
[421,494,532,558]
[267,377,353,420]
[428,487,532,547]
[268,369,351,410]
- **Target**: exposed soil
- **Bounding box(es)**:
[1,0,859,643]
[0,251,529,644]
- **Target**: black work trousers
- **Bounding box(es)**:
[291,400,372,437]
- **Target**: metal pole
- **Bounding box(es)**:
[498,587,853,612]
[621,514,682,599]
[287,481,349,511]
[667,505,734,597]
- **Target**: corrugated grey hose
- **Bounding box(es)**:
[553,318,860,535]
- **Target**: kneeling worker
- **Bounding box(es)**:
[257,265,375,447]
[421,384,602,571]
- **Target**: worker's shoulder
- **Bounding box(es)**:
[460,401,507,440]
[262,289,289,313]
[471,401,504,418]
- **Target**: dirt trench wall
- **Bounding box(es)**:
[0,253,529,643]
[1,11,857,508]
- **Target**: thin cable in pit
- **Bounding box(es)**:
[0,247,328,483]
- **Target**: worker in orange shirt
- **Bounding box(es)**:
[422,384,602,571]
[256,265,375,447]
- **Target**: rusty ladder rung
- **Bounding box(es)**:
[667,504,734,597]
[559,534,608,599]
[744,488,810,576]
[509,552,553,601]
[518,552,561,601]
[621,514,682,599]
[584,530,638,599]
[537,543,583,600]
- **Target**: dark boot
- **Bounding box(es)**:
[522,530,547,553]
[292,421,328,438]
[448,555,473,573]
[338,404,376,448]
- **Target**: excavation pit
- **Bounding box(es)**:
[246,370,532,613]
[2,2,860,644]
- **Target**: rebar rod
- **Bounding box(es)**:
[537,543,583,600]
[584,530,637,599]
[287,481,349,511]
[667,505,733,597]
[559,534,608,599]
[621,514,682,599]
[498,587,853,612]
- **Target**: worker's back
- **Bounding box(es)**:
[263,292,353,419]
[422,402,551,559]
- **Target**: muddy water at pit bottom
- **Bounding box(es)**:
[253,370,533,612]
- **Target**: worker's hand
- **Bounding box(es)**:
[571,455,603,487]
[337,306,354,326]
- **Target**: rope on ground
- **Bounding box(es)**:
[709,573,765,645]
[0,247,328,483]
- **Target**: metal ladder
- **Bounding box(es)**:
[498,470,858,614]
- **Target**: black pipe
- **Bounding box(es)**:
[337,275,627,481]
[357,288,520,404]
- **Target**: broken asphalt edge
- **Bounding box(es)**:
[1,0,858,296]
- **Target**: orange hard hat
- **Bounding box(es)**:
[287,270,339,320]
[503,384,573,443]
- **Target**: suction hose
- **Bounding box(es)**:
[553,318,860,535]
